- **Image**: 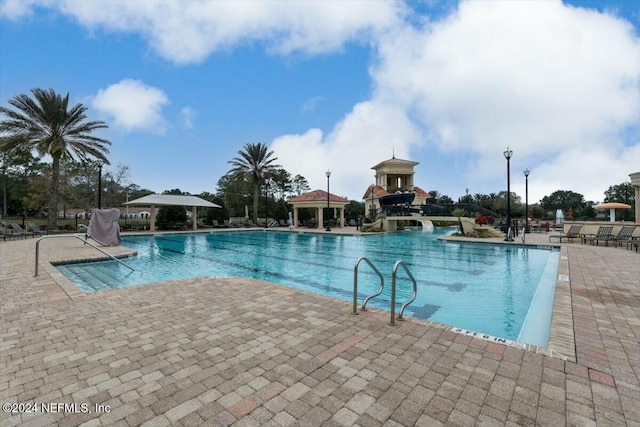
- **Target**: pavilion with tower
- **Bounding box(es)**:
[362,156,430,219]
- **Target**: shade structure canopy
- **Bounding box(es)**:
[288,189,349,228]
[593,202,631,222]
[124,194,221,231]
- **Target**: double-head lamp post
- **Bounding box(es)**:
[503,147,513,241]
[523,169,530,234]
[325,170,331,231]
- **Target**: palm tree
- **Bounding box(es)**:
[452,208,466,235]
[0,88,111,229]
[228,142,280,222]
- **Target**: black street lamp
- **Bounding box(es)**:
[504,148,513,241]
[465,187,470,217]
[97,161,103,209]
[264,178,270,228]
[325,170,332,231]
[524,169,530,234]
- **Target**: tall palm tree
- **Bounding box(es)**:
[0,88,111,229]
[228,142,280,222]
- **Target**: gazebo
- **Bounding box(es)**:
[124,194,221,232]
[288,190,349,228]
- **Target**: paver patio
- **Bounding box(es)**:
[0,229,638,426]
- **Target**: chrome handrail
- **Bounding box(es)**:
[352,257,384,315]
[389,260,417,325]
[35,234,134,277]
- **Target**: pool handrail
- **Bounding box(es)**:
[353,257,384,315]
[390,260,418,325]
[34,234,134,277]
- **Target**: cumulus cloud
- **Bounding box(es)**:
[271,101,422,197]
[369,1,639,202]
[9,0,405,64]
[92,79,169,134]
[274,0,639,202]
[8,0,637,202]
[0,0,39,20]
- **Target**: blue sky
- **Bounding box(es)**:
[1,0,638,204]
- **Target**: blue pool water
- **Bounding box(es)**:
[56,228,560,347]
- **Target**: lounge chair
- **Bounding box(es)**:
[582,225,614,246]
[1,226,20,241]
[10,223,35,238]
[28,222,46,236]
[612,226,636,248]
[549,224,582,243]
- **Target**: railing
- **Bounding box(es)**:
[34,234,134,277]
[352,257,384,315]
[352,257,418,326]
[389,260,417,325]
[420,203,504,220]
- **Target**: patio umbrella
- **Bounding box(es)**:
[593,202,631,222]
[567,207,573,220]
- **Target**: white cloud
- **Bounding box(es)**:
[179,107,196,129]
[12,0,405,64]
[271,101,422,197]
[9,0,637,203]
[0,0,40,20]
[526,144,640,204]
[271,1,639,202]
[367,0,640,203]
[92,79,169,134]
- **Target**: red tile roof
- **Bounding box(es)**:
[413,186,431,198]
[288,189,349,203]
[371,157,419,170]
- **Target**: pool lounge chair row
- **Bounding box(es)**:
[582,225,637,247]
[1,223,47,240]
[549,224,638,249]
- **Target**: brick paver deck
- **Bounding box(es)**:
[1,229,638,426]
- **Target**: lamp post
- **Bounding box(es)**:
[264,178,270,228]
[325,170,331,231]
[97,161,103,209]
[523,169,530,234]
[503,148,513,241]
[465,187,470,218]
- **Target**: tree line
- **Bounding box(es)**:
[1,88,636,228]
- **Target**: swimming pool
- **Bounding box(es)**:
[55,228,560,347]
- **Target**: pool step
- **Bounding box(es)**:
[63,262,125,292]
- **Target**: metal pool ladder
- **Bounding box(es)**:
[34,234,134,277]
[390,260,417,325]
[352,257,418,326]
[352,257,384,315]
